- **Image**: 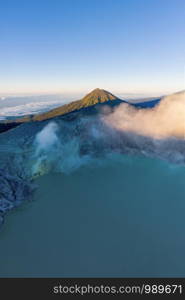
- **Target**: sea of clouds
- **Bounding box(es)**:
[0,94,75,120]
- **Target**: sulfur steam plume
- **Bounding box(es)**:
[103,90,185,139]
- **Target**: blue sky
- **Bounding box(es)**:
[0,0,184,95]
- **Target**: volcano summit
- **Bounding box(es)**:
[0,88,160,133]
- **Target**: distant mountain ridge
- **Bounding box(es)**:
[9,88,123,123]
[0,88,161,133]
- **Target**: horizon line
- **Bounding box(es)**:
[0,88,176,98]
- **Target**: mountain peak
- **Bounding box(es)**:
[91,88,102,92]
[7,88,122,123]
[82,88,119,105]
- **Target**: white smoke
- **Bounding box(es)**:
[32,122,60,176]
[32,121,91,176]
[103,91,185,139]
[34,122,59,155]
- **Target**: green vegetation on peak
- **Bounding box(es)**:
[14,88,121,122]
[81,88,119,105]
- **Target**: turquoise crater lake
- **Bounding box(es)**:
[0,155,185,277]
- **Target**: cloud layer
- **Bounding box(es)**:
[103,91,185,139]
